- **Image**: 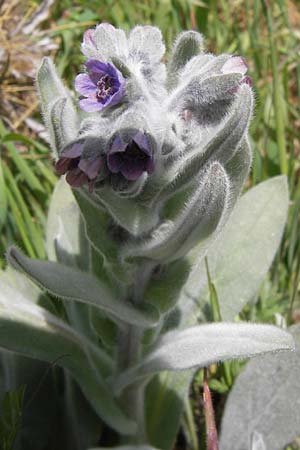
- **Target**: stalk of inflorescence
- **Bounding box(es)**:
[116,261,156,443]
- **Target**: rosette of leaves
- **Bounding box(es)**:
[0,24,294,450]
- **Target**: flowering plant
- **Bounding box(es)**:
[0,24,293,450]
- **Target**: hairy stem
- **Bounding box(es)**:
[116,261,155,443]
[117,326,146,442]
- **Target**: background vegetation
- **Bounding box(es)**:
[0,0,299,448]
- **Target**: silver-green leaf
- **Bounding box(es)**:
[0,280,136,435]
[113,323,294,393]
[220,325,300,450]
[122,162,230,263]
[7,246,159,328]
[183,175,289,321]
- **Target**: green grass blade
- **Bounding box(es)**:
[262,0,288,175]
[0,121,45,194]
[0,152,7,230]
[3,165,45,259]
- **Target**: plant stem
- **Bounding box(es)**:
[116,262,155,443]
[117,325,146,442]
[203,368,219,450]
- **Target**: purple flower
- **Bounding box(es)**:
[107,131,154,181]
[75,59,126,112]
[221,56,252,88]
[55,140,104,191]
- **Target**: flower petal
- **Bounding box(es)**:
[86,59,110,74]
[107,153,124,172]
[241,75,252,86]
[128,26,165,63]
[61,142,84,158]
[107,85,126,107]
[66,168,88,187]
[78,98,103,112]
[133,132,151,155]
[93,23,128,60]
[75,73,96,95]
[109,135,128,154]
[121,163,145,181]
[222,56,248,75]
[83,29,96,47]
[55,157,72,175]
[78,157,103,179]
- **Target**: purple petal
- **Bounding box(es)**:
[121,164,145,181]
[75,73,96,95]
[61,142,83,158]
[66,168,88,187]
[241,75,252,86]
[107,153,124,172]
[55,157,72,175]
[78,157,103,179]
[107,83,126,107]
[221,56,248,75]
[106,62,121,78]
[133,132,151,155]
[109,135,128,154]
[78,98,103,112]
[86,59,110,74]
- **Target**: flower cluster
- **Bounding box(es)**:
[49,23,252,206]
[55,130,154,190]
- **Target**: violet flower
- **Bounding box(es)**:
[221,56,252,87]
[55,140,104,191]
[107,131,154,181]
[75,59,126,112]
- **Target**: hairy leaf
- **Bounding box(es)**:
[96,187,160,236]
[144,259,191,314]
[179,54,229,84]
[50,97,79,153]
[168,72,246,125]
[122,163,230,262]
[160,85,253,199]
[46,178,99,340]
[220,325,300,450]
[168,31,204,89]
[183,176,289,321]
[7,247,159,328]
[46,179,89,269]
[37,58,78,157]
[0,281,136,435]
[113,323,294,393]
[74,190,129,282]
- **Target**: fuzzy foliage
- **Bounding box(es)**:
[0,24,293,450]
